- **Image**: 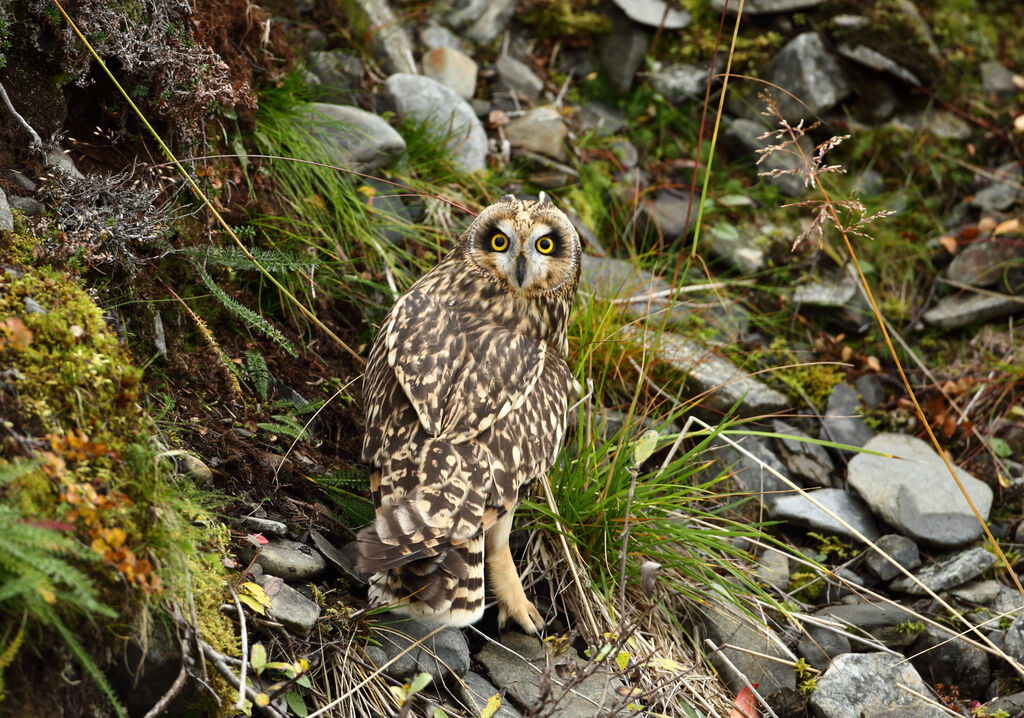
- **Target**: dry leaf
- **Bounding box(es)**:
[865,356,881,372]
[938,235,958,254]
[978,216,998,233]
[995,218,1021,235]
[1014,114,1024,132]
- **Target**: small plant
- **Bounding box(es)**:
[246,642,312,716]
[794,657,818,696]
[896,621,925,634]
[807,532,858,562]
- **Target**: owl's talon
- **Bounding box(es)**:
[498,599,545,635]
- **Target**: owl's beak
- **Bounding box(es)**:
[515,254,527,287]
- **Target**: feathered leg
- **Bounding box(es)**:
[484,510,543,633]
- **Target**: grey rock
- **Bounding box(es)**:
[710,0,826,12]
[971,180,1020,213]
[23,297,46,315]
[385,74,487,172]
[793,274,869,327]
[810,652,946,718]
[910,625,990,697]
[175,452,212,482]
[702,436,793,508]
[864,534,921,581]
[252,538,327,581]
[455,672,522,718]
[255,575,320,636]
[772,419,835,487]
[478,632,623,714]
[984,691,1024,716]
[981,61,1019,97]
[444,0,488,29]
[609,138,638,169]
[698,596,799,713]
[797,624,851,666]
[815,599,916,634]
[365,644,387,668]
[0,190,14,232]
[989,584,1024,618]
[611,0,690,29]
[820,382,874,449]
[309,531,366,585]
[770,489,879,543]
[302,103,405,172]
[641,329,790,416]
[306,50,363,103]
[706,222,768,274]
[598,26,649,95]
[8,196,44,216]
[363,177,415,244]
[7,170,36,192]
[352,0,415,73]
[376,618,470,681]
[722,118,808,197]
[649,63,710,103]
[1004,613,1024,663]
[949,578,1003,605]
[422,47,478,100]
[421,23,462,50]
[504,105,568,160]
[578,103,625,136]
[241,516,287,537]
[108,631,198,716]
[466,0,515,44]
[756,548,790,591]
[855,374,886,409]
[44,148,84,179]
[923,292,1024,329]
[767,33,851,122]
[837,44,921,86]
[948,237,1024,287]
[890,547,997,595]
[495,55,544,101]
[640,191,697,240]
[848,433,993,548]
[851,169,885,197]
[892,111,972,141]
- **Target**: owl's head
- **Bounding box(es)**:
[461,193,581,297]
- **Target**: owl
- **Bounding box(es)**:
[357,193,581,633]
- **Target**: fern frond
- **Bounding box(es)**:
[46,608,126,718]
[244,349,270,401]
[256,416,307,440]
[190,245,318,274]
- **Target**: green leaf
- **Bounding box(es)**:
[409,672,432,695]
[632,429,659,467]
[433,709,450,718]
[991,437,1013,458]
[615,650,630,671]
[286,690,308,717]
[718,194,756,207]
[250,643,267,673]
[297,674,312,688]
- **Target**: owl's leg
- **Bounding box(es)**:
[485,510,544,634]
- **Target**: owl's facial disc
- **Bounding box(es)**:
[480,221,561,291]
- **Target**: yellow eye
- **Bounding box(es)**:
[490,233,509,252]
[536,236,555,255]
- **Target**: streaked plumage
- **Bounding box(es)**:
[357,193,581,632]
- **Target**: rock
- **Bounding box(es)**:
[983,692,1024,716]
[609,138,638,169]
[421,22,462,50]
[922,292,1024,329]
[706,222,768,274]
[820,382,874,449]
[466,0,515,44]
[770,488,879,543]
[810,652,946,718]
[948,238,1024,287]
[503,105,568,161]
[302,103,405,172]
[710,0,826,12]
[910,625,990,698]
[640,191,697,241]
[981,61,1019,97]
[949,579,1003,604]
[815,599,917,637]
[611,0,690,29]
[598,26,649,95]
[351,0,415,73]
[306,50,364,103]
[889,546,997,595]
[837,44,921,86]
[495,56,544,104]
[251,538,327,581]
[855,375,885,409]
[175,452,212,483]
[851,169,885,197]
[255,575,320,636]
[375,618,470,681]
[767,33,851,122]
[698,596,800,714]
[108,632,197,716]
[756,548,790,591]
[455,672,522,718]
[649,63,710,103]
[7,171,36,192]
[362,177,416,244]
[848,433,993,547]
[309,531,366,585]
[797,624,851,666]
[702,436,793,508]
[793,274,869,328]
[893,111,972,141]
[44,148,84,179]
[1004,613,1024,663]
[444,0,488,29]
[578,103,625,136]
[422,47,478,100]
[971,181,1020,213]
[241,516,287,537]
[641,330,790,416]
[989,584,1024,618]
[771,419,835,486]
[384,74,487,173]
[864,534,921,581]
[478,632,623,714]
[722,118,809,197]
[23,297,46,315]
[8,196,44,216]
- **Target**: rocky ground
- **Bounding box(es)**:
[3,0,1024,717]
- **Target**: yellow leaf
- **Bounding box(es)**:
[240,582,272,608]
[994,218,1021,235]
[105,527,127,548]
[254,693,270,707]
[238,594,266,616]
[479,692,502,718]
[615,650,630,671]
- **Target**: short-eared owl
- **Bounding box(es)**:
[358,193,581,633]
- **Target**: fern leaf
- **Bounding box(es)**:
[245,350,270,401]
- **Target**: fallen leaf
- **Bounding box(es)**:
[938,235,957,254]
[977,216,998,233]
[1014,114,1024,132]
[994,218,1021,235]
[730,683,759,718]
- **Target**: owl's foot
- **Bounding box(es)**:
[498,595,544,635]
[488,540,545,634]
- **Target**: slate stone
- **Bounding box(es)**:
[649,63,711,103]
[7,170,36,192]
[810,652,946,718]
[251,538,327,580]
[385,73,487,172]
[910,625,990,698]
[465,0,515,44]
[767,33,851,122]
[504,105,568,161]
[892,111,972,141]
[771,419,835,487]
[837,43,921,86]
[306,50,363,103]
[815,599,916,633]
[710,0,826,12]
[981,61,1019,97]
[240,516,287,537]
[949,579,1003,605]
[598,26,649,95]
[640,191,697,239]
[923,292,1024,329]
[455,672,522,718]
[495,55,544,101]
[421,23,462,50]
[864,534,921,581]
[23,297,46,315]
[376,618,470,681]
[44,148,84,179]
[797,624,850,666]
[971,181,1020,213]
[820,382,874,449]
[255,575,320,636]
[302,103,405,173]
[889,547,997,595]
[722,118,809,197]
[848,433,993,547]
[855,374,886,410]
[947,238,1024,287]
[8,196,43,216]
[422,47,478,100]
[578,103,625,136]
[756,548,790,591]
[770,488,879,543]
[353,0,415,73]
[0,190,13,232]
[611,0,690,29]
[309,530,366,585]
[706,221,768,274]
[851,169,885,197]
[701,436,793,509]
[999,612,1024,663]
